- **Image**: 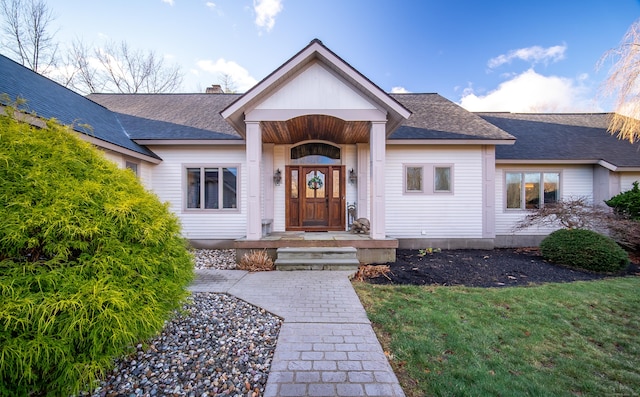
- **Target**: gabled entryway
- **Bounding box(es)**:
[221,39,411,241]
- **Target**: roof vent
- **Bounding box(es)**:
[206,84,224,94]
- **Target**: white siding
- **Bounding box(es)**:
[101,150,122,165]
[138,161,153,189]
[620,172,640,192]
[344,144,358,224]
[255,63,377,111]
[147,146,247,239]
[99,149,153,188]
[495,165,593,235]
[273,145,286,232]
[385,145,484,239]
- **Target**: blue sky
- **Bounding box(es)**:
[47,0,640,112]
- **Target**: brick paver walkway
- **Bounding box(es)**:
[190,270,405,397]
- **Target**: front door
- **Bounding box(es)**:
[286,166,345,231]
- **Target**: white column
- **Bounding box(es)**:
[356,143,369,219]
[246,121,262,240]
[369,121,386,239]
[263,143,275,225]
[482,145,496,238]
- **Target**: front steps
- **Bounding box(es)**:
[275,247,360,271]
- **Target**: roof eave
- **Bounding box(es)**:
[134,139,246,146]
[388,139,516,145]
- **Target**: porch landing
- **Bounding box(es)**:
[235,232,398,264]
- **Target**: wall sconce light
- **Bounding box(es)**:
[349,168,357,185]
[273,168,282,186]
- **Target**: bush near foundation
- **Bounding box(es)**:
[606,181,640,220]
[0,109,193,396]
[540,229,629,273]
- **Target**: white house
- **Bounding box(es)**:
[2,39,639,263]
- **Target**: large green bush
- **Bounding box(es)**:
[540,229,629,273]
[606,181,640,220]
[0,109,193,396]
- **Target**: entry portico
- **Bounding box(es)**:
[221,39,411,240]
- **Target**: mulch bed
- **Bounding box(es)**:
[366,248,640,287]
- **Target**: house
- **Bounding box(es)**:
[2,39,639,263]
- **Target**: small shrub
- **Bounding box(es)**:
[540,229,629,273]
[606,181,640,220]
[238,250,274,271]
[0,109,193,395]
[353,265,391,282]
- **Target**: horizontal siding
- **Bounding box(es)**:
[100,149,153,189]
[495,165,593,235]
[273,145,286,232]
[101,150,122,166]
[147,146,247,239]
[344,144,358,223]
[620,172,640,192]
[385,146,484,239]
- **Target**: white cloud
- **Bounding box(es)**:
[253,0,283,32]
[196,58,258,92]
[205,2,216,10]
[488,44,567,69]
[161,0,174,5]
[391,86,410,94]
[459,69,600,113]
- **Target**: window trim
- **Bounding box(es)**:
[504,170,561,211]
[404,164,424,193]
[403,163,454,195]
[183,164,240,213]
[125,160,139,176]
[433,165,454,193]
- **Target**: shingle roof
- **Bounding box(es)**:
[0,54,158,159]
[390,94,516,141]
[478,112,640,168]
[87,93,242,140]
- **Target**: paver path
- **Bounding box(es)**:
[191,269,405,397]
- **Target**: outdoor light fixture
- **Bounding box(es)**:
[273,168,282,186]
[349,168,357,185]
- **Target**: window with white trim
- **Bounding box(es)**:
[505,171,559,209]
[186,166,238,210]
[125,160,139,176]
[404,164,453,194]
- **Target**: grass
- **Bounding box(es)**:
[354,277,640,397]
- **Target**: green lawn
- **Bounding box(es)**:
[354,277,640,397]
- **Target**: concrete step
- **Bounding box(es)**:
[275,247,359,271]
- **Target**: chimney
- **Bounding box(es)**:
[205,84,224,94]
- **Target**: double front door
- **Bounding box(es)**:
[286,166,345,231]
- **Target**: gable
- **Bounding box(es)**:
[255,62,379,111]
[222,39,411,137]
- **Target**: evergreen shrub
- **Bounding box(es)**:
[540,229,629,273]
[0,109,193,396]
[605,181,640,220]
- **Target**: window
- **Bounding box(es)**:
[406,166,423,192]
[125,160,139,176]
[404,164,453,194]
[434,167,451,192]
[186,166,238,210]
[506,171,559,209]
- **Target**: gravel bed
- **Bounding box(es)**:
[87,293,281,397]
[81,250,278,396]
[194,249,237,270]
